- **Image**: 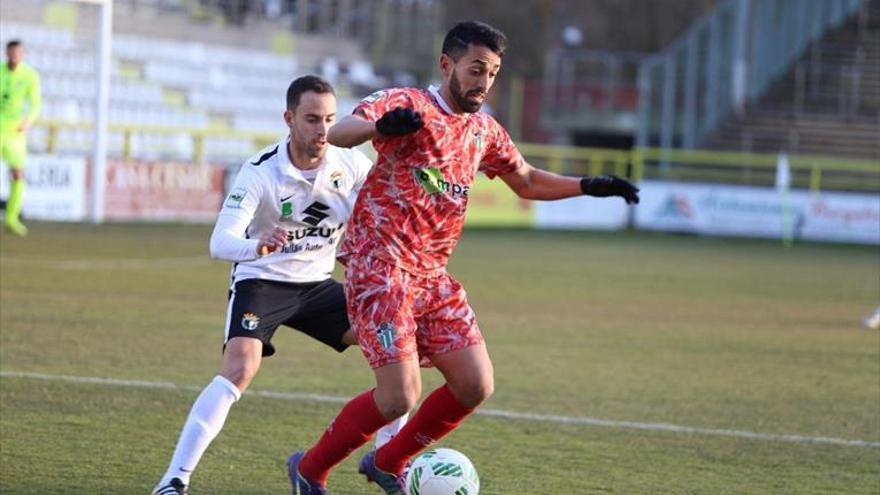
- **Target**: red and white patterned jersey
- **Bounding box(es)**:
[339,87,524,274]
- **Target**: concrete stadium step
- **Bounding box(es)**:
[725,119,880,135]
[713,130,880,146]
[712,133,880,150]
[705,3,880,161]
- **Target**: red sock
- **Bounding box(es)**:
[375,384,474,475]
[299,389,388,485]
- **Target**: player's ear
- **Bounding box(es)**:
[439,53,454,78]
[283,109,294,128]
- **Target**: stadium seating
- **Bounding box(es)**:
[0,19,365,163]
[706,1,880,160]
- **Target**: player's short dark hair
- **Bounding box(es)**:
[442,21,507,61]
[286,75,335,110]
[6,40,22,50]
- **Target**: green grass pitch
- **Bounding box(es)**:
[1,223,878,494]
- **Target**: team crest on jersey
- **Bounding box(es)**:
[376,323,396,351]
[241,312,260,331]
[330,171,344,189]
[473,131,483,150]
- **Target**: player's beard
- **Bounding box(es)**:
[449,70,483,113]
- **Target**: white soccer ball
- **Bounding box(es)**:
[405,448,480,495]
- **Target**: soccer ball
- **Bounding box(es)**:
[405,448,480,495]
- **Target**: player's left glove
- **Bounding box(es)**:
[376,107,424,136]
[580,175,640,204]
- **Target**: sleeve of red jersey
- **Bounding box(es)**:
[478,116,526,179]
[353,88,413,122]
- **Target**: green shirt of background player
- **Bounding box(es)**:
[0,39,41,237]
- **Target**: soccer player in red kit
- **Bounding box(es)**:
[287,21,639,495]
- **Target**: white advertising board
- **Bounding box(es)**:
[0,155,87,221]
[635,180,880,245]
[535,196,630,230]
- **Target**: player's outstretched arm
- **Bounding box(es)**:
[500,162,640,204]
[328,107,424,148]
[328,113,378,148]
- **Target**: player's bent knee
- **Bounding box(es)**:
[374,386,420,419]
[372,359,422,418]
[221,362,259,391]
[377,398,416,420]
[221,338,263,391]
[449,376,494,408]
[447,373,495,407]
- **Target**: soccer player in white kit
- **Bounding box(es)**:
[152,76,406,495]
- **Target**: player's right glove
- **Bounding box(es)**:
[376,107,424,136]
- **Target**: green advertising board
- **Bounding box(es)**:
[465,174,534,227]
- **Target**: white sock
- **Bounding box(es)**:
[160,375,241,485]
[375,412,409,448]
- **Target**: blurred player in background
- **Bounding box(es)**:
[151,75,406,495]
[0,39,41,237]
[864,306,880,330]
[288,21,639,495]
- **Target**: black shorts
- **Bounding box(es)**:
[225,278,350,357]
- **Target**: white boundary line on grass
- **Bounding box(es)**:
[0,256,210,270]
[3,370,878,449]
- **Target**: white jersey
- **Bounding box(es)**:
[210,138,373,286]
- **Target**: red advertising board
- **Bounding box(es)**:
[104,159,226,222]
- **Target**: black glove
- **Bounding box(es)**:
[375,107,424,136]
[580,175,640,204]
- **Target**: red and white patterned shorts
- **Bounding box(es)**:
[343,255,483,369]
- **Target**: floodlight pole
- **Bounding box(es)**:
[78,0,113,223]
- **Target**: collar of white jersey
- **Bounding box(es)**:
[282,137,329,180]
[428,85,465,118]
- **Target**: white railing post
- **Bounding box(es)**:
[732,0,750,117]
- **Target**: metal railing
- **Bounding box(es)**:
[541,50,647,133]
[30,120,880,193]
[792,50,880,119]
[636,0,864,150]
[33,120,279,165]
[516,142,879,193]
[632,147,880,192]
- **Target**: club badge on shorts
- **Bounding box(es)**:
[241,312,260,331]
[377,322,396,351]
